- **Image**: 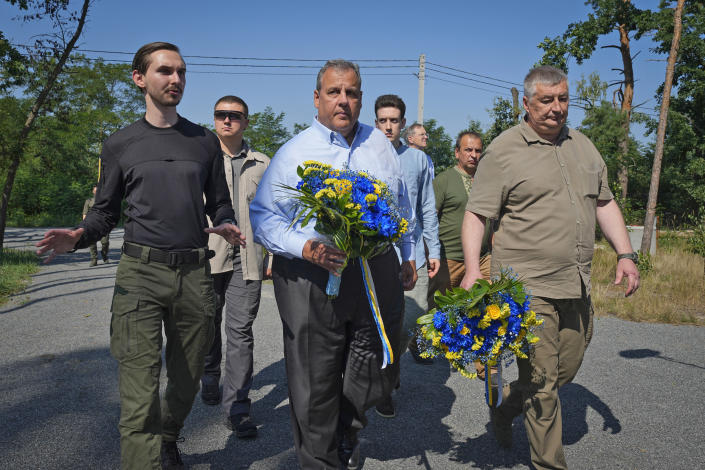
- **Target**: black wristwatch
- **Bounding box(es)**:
[617,252,638,263]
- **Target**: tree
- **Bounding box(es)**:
[292,122,308,135]
[485,97,518,144]
[0,0,91,252]
[575,73,649,224]
[641,0,685,253]
[6,58,142,226]
[644,0,705,226]
[421,118,454,173]
[537,0,653,201]
[243,106,291,157]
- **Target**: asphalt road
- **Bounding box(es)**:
[1,227,704,469]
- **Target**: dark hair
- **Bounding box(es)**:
[316,59,361,91]
[455,131,483,150]
[374,94,406,119]
[214,95,249,118]
[132,42,181,75]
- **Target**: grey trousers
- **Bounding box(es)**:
[272,249,404,470]
[203,254,262,417]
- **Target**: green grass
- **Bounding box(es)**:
[0,249,39,306]
[592,233,705,326]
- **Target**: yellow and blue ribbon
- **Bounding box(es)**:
[360,257,394,368]
[485,362,503,407]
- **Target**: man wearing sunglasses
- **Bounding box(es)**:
[201,96,271,440]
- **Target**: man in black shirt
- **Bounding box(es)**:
[36,42,244,470]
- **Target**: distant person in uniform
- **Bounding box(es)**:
[82,185,110,266]
[200,94,271,441]
[37,41,243,470]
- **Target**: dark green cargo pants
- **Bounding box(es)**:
[110,244,216,470]
[89,234,110,262]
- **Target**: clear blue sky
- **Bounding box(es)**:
[2,0,667,144]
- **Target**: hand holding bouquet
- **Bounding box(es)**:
[416,270,543,405]
[280,160,409,367]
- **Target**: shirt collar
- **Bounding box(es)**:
[519,115,571,145]
[312,116,361,148]
[223,140,265,162]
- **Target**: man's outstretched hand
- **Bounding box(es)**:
[205,223,246,247]
[35,228,84,263]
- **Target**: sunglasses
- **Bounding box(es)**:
[214,110,247,121]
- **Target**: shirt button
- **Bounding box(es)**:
[571,200,575,204]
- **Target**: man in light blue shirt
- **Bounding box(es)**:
[250,59,417,470]
[374,94,441,419]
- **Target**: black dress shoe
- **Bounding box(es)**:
[338,435,360,469]
[200,377,221,406]
[227,413,258,438]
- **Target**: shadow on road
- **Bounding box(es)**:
[186,358,298,469]
[449,382,619,469]
[619,347,705,370]
[0,347,121,469]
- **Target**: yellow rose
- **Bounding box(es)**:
[486,304,501,320]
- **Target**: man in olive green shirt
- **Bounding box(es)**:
[429,131,490,310]
[461,66,640,470]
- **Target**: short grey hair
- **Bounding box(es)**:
[523,65,568,99]
[316,59,361,91]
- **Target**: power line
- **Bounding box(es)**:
[11,43,417,62]
[425,74,515,98]
[425,66,516,91]
[426,61,524,87]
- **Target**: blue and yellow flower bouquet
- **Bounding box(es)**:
[417,270,543,405]
[281,160,409,367]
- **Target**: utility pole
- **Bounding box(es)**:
[511,87,521,123]
[417,54,425,123]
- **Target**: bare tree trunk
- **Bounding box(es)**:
[641,0,685,255]
[0,0,90,254]
[617,21,634,202]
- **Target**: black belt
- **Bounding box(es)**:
[122,242,214,266]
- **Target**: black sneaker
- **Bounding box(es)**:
[200,377,221,406]
[375,396,396,418]
[160,440,184,469]
[226,413,258,438]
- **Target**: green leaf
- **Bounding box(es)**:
[416,312,435,325]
